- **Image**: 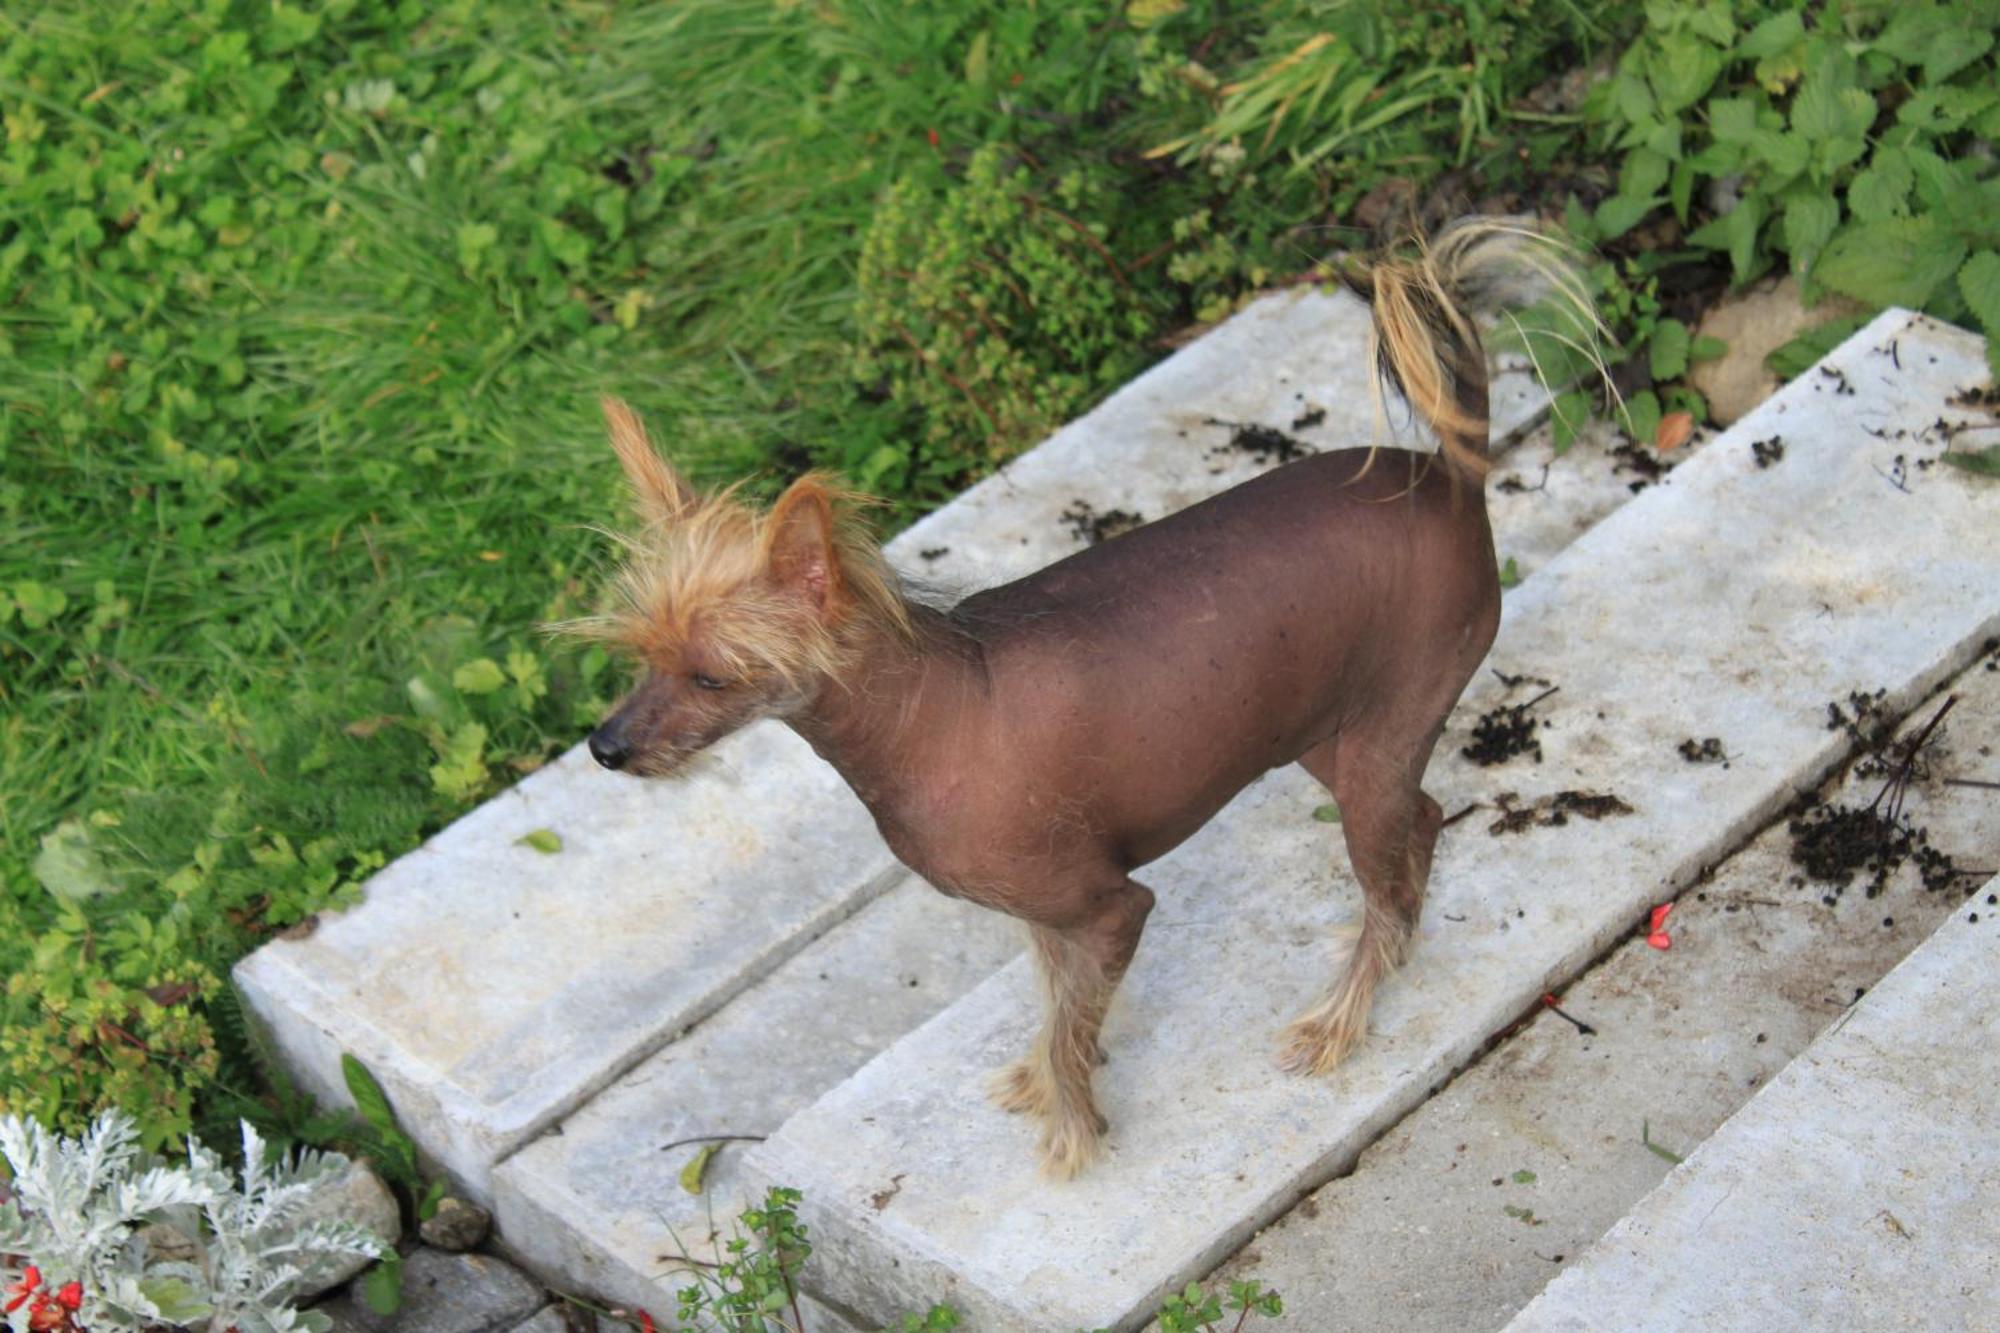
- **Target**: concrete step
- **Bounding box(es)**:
[742,309,2000,1331]
[232,283,1547,1203]
[1507,872,2000,1333]
[1199,647,2000,1329]
[483,296,1602,1311]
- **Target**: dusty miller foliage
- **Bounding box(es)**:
[0,1111,386,1333]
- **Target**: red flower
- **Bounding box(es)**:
[925,127,939,148]
[27,1291,70,1332]
[637,1311,656,1333]
[5,1265,42,1314]
[55,1282,82,1311]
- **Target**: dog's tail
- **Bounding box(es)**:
[1345,218,1595,482]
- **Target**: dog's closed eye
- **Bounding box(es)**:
[691,672,728,691]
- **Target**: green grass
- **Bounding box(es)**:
[0,0,1611,1147]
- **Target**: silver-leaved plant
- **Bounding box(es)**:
[0,1111,387,1333]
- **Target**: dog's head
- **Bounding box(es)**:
[566,399,907,777]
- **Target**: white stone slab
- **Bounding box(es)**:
[234,722,902,1200]
[1508,875,2000,1333]
[489,879,1022,1314]
[743,310,2000,1331]
[1203,651,2000,1330]
[235,285,1550,1207]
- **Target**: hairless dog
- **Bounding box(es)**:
[575,221,1588,1177]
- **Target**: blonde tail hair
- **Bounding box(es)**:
[1344,218,1600,482]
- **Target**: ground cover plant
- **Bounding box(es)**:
[1,0,1616,1154]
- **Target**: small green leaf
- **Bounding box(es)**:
[13,580,69,629]
[418,1177,448,1222]
[1618,148,1670,200]
[1941,448,2000,479]
[1594,193,1659,241]
[680,1142,720,1194]
[1737,10,1803,60]
[452,657,506,695]
[1815,218,1966,309]
[1311,803,1342,823]
[136,1277,212,1323]
[1512,1168,1538,1184]
[1498,556,1522,589]
[1957,252,2000,365]
[359,1252,404,1315]
[518,828,562,854]
[1707,96,1756,143]
[1690,334,1727,362]
[1647,33,1724,114]
[1766,313,1870,380]
[1650,318,1691,381]
[963,29,991,86]
[342,1052,419,1179]
[1849,150,1913,224]
[1782,192,1840,272]
[33,819,119,902]
[1642,1118,1685,1165]
[1622,390,1663,449]
[1688,196,1766,285]
[1550,389,1592,455]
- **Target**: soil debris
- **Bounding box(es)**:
[1824,688,1893,752]
[1949,384,2000,409]
[1751,436,1785,468]
[1609,438,1671,492]
[1678,737,1728,765]
[1816,364,1857,396]
[1463,685,1559,766]
[1206,417,1316,467]
[1788,803,1962,901]
[1060,499,1145,545]
[1488,789,1634,837]
[1290,406,1327,431]
[919,546,951,562]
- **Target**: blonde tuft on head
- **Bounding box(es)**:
[558,409,913,691]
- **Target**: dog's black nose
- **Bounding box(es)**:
[588,726,631,771]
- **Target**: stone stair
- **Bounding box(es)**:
[1197,651,2000,1331]
[1508,870,1999,1332]
[232,295,2000,1331]
[741,308,1999,1330]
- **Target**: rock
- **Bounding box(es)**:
[418,1196,491,1252]
[289,1160,404,1300]
[1685,276,1864,425]
[317,1249,544,1333]
[137,1220,204,1268]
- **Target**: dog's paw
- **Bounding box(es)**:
[1037,1104,1107,1181]
[989,1059,1056,1118]
[1275,1015,1364,1077]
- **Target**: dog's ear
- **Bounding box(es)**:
[601,396,695,525]
[764,477,840,614]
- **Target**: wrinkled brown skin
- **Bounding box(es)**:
[779,445,1499,1174]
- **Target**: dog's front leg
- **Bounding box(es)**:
[990,878,1155,1179]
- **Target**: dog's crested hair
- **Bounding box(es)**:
[565,398,912,690]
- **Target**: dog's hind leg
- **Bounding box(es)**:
[1278,737,1439,1076]
[990,878,1155,1178]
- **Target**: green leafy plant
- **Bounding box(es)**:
[0,1110,387,1333]
[1134,1278,1284,1333]
[854,145,1156,480]
[1577,0,2000,376]
[656,1187,955,1333]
